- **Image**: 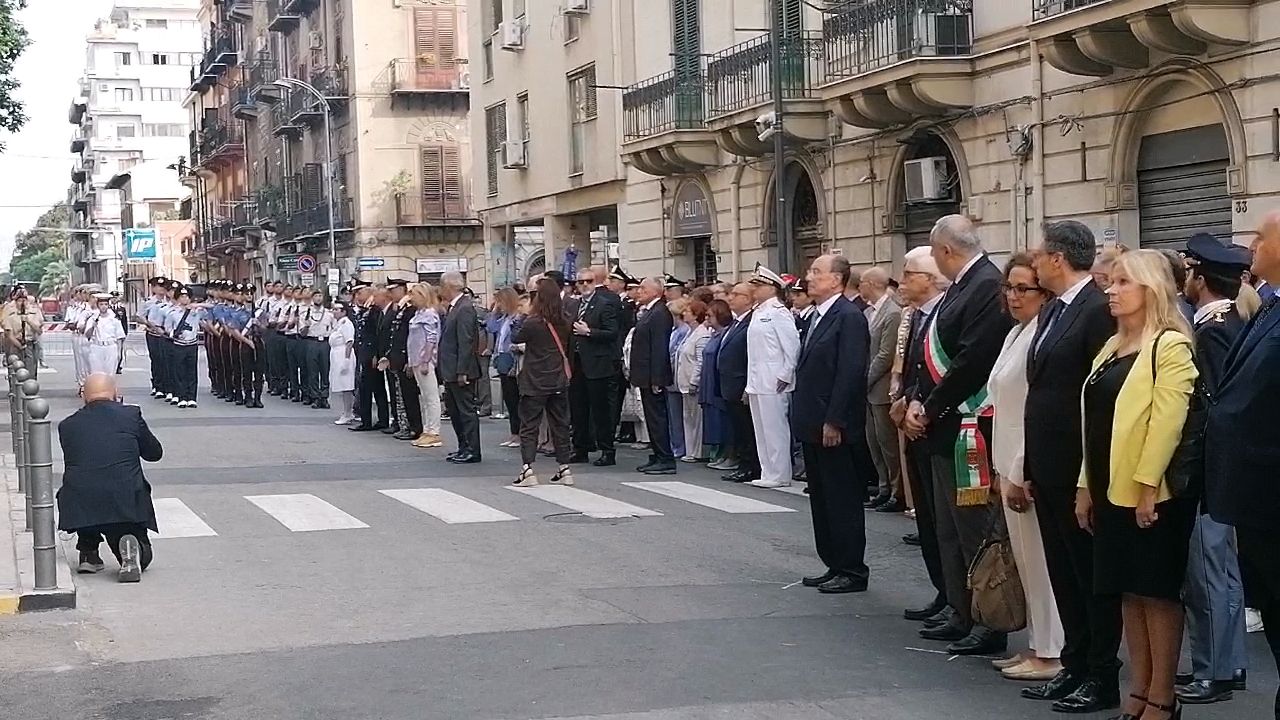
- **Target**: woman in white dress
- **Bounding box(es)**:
[84,293,126,376]
[987,253,1065,681]
[328,302,357,425]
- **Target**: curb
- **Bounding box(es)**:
[0,451,78,614]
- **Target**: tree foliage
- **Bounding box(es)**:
[9,202,70,288]
[0,1,30,151]
[39,258,70,296]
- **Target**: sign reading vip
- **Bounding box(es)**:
[124,228,158,261]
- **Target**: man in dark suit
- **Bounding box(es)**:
[1020,220,1120,713]
[904,215,1011,657]
[57,373,162,583]
[351,282,389,431]
[793,254,871,594]
[608,267,640,443]
[717,282,759,483]
[383,279,421,441]
[629,276,676,475]
[569,266,622,466]
[439,271,482,463]
[1207,210,1280,720]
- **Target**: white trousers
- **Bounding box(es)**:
[1002,486,1065,658]
[748,392,792,486]
[681,391,703,459]
[86,344,121,377]
[73,335,89,383]
[413,363,443,436]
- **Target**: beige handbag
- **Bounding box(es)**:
[967,514,1027,634]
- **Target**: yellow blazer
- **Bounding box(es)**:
[1078,330,1198,507]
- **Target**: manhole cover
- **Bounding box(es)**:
[543,512,637,525]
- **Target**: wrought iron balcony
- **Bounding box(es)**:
[283,0,321,14]
[206,220,240,250]
[395,193,478,227]
[226,0,254,23]
[71,132,86,154]
[309,65,350,100]
[706,31,825,119]
[231,82,257,120]
[255,185,286,226]
[188,130,202,169]
[272,102,303,138]
[822,0,973,82]
[623,69,706,140]
[266,0,301,33]
[71,164,86,184]
[231,198,258,231]
[196,114,245,167]
[1033,0,1107,19]
[389,58,470,94]
[294,198,354,238]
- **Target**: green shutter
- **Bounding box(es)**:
[672,0,702,127]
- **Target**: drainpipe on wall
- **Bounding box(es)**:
[729,157,746,280]
[1030,38,1046,235]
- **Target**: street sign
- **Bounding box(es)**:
[357,256,385,269]
[327,268,340,283]
[296,254,317,273]
[123,228,157,261]
[301,273,315,286]
[415,257,467,274]
[328,283,339,299]
[277,253,300,271]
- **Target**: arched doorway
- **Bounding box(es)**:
[897,132,962,250]
[766,159,824,274]
[1137,124,1232,249]
[524,249,546,281]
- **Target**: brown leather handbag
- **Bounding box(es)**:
[968,513,1027,634]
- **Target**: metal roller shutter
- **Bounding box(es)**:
[1137,124,1232,250]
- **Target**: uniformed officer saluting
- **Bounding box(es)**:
[135,276,171,398]
[162,285,207,409]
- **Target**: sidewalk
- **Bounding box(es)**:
[0,448,76,613]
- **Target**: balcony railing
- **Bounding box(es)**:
[247,54,279,97]
[231,82,257,119]
[256,186,286,225]
[1032,0,1107,20]
[226,0,254,22]
[706,31,825,118]
[294,199,354,237]
[266,0,301,32]
[389,58,469,93]
[188,129,201,169]
[70,132,86,154]
[272,102,303,137]
[206,220,238,249]
[822,0,973,81]
[308,65,350,99]
[395,193,477,227]
[231,198,258,230]
[623,69,706,140]
[197,114,244,165]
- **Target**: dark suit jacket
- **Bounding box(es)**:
[56,401,163,532]
[1207,297,1280,530]
[629,299,674,389]
[716,310,752,402]
[1023,280,1114,488]
[573,287,622,380]
[790,296,870,445]
[386,302,415,372]
[908,257,1011,454]
[355,304,381,354]
[439,295,480,380]
[375,302,396,359]
[1193,303,1243,397]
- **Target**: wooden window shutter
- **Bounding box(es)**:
[442,145,464,218]
[301,163,323,208]
[421,146,444,218]
[415,8,458,88]
[585,65,598,119]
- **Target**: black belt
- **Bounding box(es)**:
[175,341,198,347]
[306,336,327,342]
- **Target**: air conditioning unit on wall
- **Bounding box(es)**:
[566,0,590,14]
[499,20,524,51]
[502,140,526,169]
[904,157,949,203]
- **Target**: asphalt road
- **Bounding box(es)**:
[0,343,1272,719]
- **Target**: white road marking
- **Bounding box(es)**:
[508,485,662,519]
[380,488,518,524]
[622,481,797,513]
[772,483,809,497]
[245,493,369,532]
[152,498,218,538]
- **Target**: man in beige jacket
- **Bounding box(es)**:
[2,288,44,377]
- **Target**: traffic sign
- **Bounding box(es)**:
[357,256,385,269]
[277,253,300,271]
[296,254,317,273]
[328,283,339,299]
[327,268,340,283]
[301,273,315,286]
[123,228,157,261]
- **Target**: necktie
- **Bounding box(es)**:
[577,296,588,322]
[804,310,820,348]
[1033,299,1067,359]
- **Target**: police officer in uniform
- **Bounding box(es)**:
[301,288,335,409]
[136,276,170,398]
[256,282,278,395]
[608,267,640,443]
[1177,233,1252,704]
[283,286,306,402]
[203,281,228,400]
[163,285,205,408]
[350,281,389,431]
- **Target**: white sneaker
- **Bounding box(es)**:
[188,401,198,409]
[165,394,176,402]
[1247,607,1264,633]
[177,401,191,409]
[749,479,790,489]
[334,415,353,426]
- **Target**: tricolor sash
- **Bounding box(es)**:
[923,318,994,507]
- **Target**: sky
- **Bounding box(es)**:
[0,0,113,270]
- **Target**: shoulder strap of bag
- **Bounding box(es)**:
[546,321,572,381]
[171,308,192,339]
[1150,328,1169,381]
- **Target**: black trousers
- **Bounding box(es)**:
[904,439,947,600]
[444,380,480,455]
[156,337,174,395]
[357,350,388,426]
[397,367,422,435]
[284,335,305,399]
[499,374,520,435]
[76,523,153,570]
[640,387,673,464]
[805,442,870,582]
[728,399,759,473]
[519,392,571,465]
[1236,525,1280,719]
[172,343,199,402]
[570,363,617,455]
[303,338,330,402]
[241,338,265,400]
[145,334,162,392]
[1035,482,1123,680]
[262,330,280,392]
[205,336,219,393]
[612,370,629,437]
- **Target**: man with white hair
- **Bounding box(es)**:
[859,266,904,512]
[438,271,482,463]
[904,215,1011,657]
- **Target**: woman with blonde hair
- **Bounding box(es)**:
[406,283,444,448]
[1076,249,1198,720]
[490,287,523,447]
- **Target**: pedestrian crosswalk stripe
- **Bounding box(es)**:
[245,493,369,532]
[772,484,809,497]
[508,485,662,519]
[380,488,518,524]
[153,498,218,538]
[622,481,797,514]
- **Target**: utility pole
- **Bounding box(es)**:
[770,0,792,275]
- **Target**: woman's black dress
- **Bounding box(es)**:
[1085,353,1195,601]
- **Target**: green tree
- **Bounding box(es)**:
[38,258,70,296]
[0,1,30,151]
[10,246,62,285]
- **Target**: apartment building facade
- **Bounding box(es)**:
[183,0,478,290]
[610,0,1277,281]
[66,0,199,292]
[467,0,627,289]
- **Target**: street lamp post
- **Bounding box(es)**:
[273,77,337,285]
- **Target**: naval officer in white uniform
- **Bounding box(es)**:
[84,292,127,376]
[745,263,800,488]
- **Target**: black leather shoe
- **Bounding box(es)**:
[922,606,955,628]
[1175,679,1233,704]
[568,452,591,464]
[864,493,890,509]
[447,452,481,464]
[1050,678,1119,714]
[393,430,417,441]
[592,453,617,467]
[903,533,921,546]
[802,570,837,588]
[875,498,907,513]
[641,462,677,475]
[349,424,376,432]
[381,426,399,435]
[1021,670,1083,702]
[946,626,1007,655]
[636,459,657,473]
[919,616,969,642]
[723,470,759,483]
[904,596,947,621]
[818,575,867,594]
[1231,668,1246,691]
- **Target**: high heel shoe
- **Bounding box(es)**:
[513,465,539,487]
[1108,694,1148,720]
[549,465,575,486]
[1145,699,1181,720]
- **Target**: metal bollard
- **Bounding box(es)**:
[12,366,31,530]
[6,354,18,457]
[23,384,56,592]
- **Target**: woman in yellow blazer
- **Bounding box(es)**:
[1075,250,1198,720]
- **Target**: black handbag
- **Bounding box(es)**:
[1151,330,1205,499]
